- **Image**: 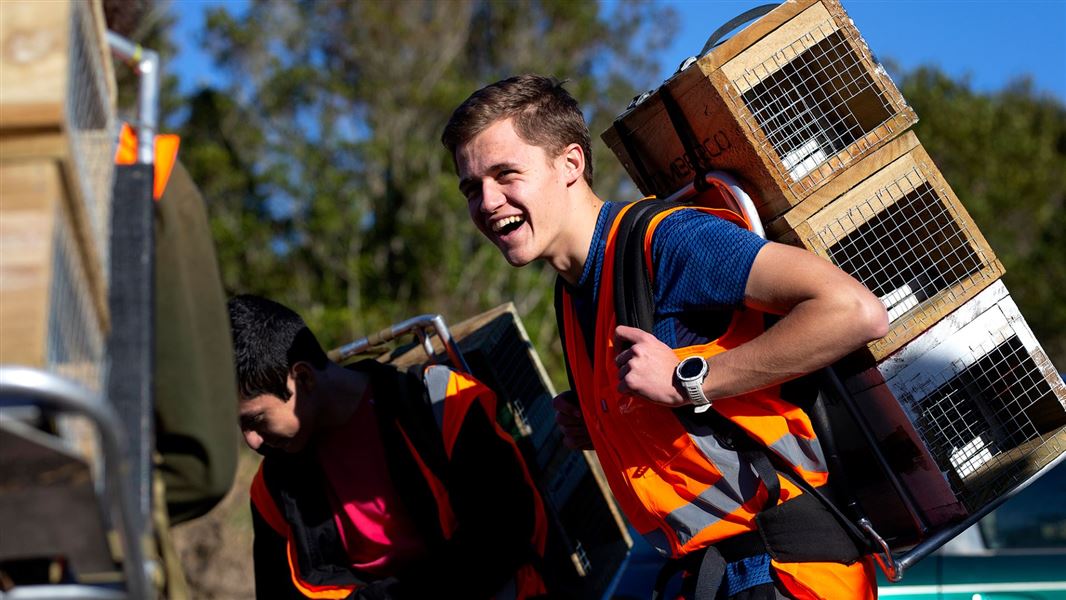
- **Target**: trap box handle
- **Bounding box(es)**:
[328,313,471,375]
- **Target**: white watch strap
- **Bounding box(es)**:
[683,379,712,412]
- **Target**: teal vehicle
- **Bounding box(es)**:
[879,462,1066,599]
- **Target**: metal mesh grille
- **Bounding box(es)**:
[735,22,897,194]
[907,333,1066,510]
[47,208,106,394]
[812,168,995,351]
[66,0,117,278]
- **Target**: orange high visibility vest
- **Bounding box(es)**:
[251,365,548,600]
[560,202,830,557]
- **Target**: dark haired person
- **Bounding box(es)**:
[442,75,889,598]
[227,294,548,599]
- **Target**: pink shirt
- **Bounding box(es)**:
[316,391,427,576]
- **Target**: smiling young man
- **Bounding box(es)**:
[227,294,548,599]
[443,75,891,599]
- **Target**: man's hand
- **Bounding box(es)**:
[553,391,593,450]
[613,325,687,407]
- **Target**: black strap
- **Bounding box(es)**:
[652,544,729,600]
[694,406,781,512]
[694,547,727,600]
[744,446,781,511]
[755,492,864,564]
[613,199,675,340]
[554,277,579,396]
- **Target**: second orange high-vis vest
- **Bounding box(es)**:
[251,364,548,600]
[559,202,830,558]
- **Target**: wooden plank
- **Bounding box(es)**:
[802,151,925,242]
[0,161,62,367]
[0,129,71,161]
[722,2,836,95]
[1,128,111,286]
[693,0,817,75]
[767,131,921,241]
[0,159,108,381]
[0,0,70,128]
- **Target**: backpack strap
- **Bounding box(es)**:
[613,199,675,336]
[554,277,579,396]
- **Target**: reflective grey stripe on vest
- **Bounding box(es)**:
[658,425,762,550]
[641,413,826,552]
[423,365,451,431]
[767,433,827,475]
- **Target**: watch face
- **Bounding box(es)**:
[678,357,705,379]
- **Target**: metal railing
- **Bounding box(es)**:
[0,367,150,599]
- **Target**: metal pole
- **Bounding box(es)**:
[329,314,472,375]
[0,368,150,600]
[106,32,159,165]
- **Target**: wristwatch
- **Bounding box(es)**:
[675,356,712,413]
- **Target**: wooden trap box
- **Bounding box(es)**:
[1,0,117,274]
[602,0,915,222]
[0,160,109,393]
[374,304,632,599]
[828,281,1066,548]
[770,132,1003,361]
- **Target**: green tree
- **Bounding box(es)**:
[898,67,1066,367]
[178,0,677,383]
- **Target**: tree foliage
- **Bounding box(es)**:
[179,0,676,383]
[898,67,1066,366]
[177,2,1065,378]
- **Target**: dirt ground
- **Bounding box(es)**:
[172,449,260,599]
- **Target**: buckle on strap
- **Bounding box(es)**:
[859,517,901,582]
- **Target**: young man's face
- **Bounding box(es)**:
[455,118,571,267]
[238,375,313,454]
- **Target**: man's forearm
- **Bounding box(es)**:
[703,293,887,400]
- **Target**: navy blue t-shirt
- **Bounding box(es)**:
[563,201,767,359]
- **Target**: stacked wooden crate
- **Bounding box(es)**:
[603,0,1065,550]
[0,0,116,394]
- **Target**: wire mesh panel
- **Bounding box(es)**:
[48,197,108,392]
[602,0,915,222]
[731,20,899,195]
[779,140,1002,360]
[66,0,118,277]
[835,281,1066,546]
[373,304,632,599]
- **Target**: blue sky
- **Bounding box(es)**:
[655,0,1066,99]
[169,0,1066,101]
